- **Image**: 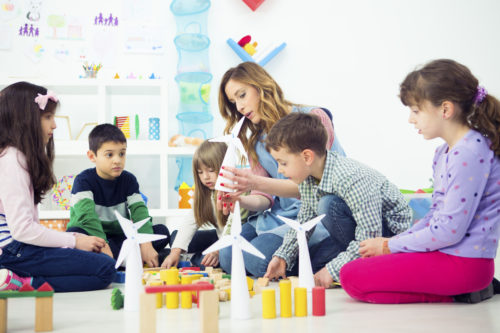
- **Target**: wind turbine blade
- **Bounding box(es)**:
[133,217,152,232]
[230,201,242,236]
[239,236,265,259]
[302,214,325,231]
[277,215,299,231]
[136,233,167,244]
[234,139,248,161]
[115,239,133,268]
[114,210,134,238]
[202,236,233,255]
[231,117,246,136]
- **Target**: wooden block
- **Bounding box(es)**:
[246,276,254,291]
[288,276,299,291]
[257,277,269,287]
[211,273,223,282]
[218,290,228,302]
[35,297,53,332]
[0,298,7,333]
[140,293,156,333]
[199,290,219,333]
[204,267,214,274]
[253,283,264,295]
[211,268,223,273]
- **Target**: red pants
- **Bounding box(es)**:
[339,251,494,304]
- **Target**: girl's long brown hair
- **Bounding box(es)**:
[0,82,57,204]
[218,62,293,166]
[400,59,500,156]
[192,140,228,229]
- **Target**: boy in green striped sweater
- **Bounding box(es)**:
[67,124,170,267]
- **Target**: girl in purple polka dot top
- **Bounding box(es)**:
[340,59,500,304]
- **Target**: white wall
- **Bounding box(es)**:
[2,0,500,189]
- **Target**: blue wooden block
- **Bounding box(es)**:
[114,271,126,283]
[178,261,191,268]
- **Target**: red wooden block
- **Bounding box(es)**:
[19,283,35,292]
[312,286,325,316]
[37,282,54,292]
[242,0,265,11]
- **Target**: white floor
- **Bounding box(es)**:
[4,280,500,333]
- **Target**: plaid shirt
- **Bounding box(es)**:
[274,151,411,281]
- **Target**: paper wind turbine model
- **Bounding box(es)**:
[202,201,265,320]
[277,214,325,291]
[114,210,167,312]
[209,117,248,192]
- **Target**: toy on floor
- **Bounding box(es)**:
[277,214,325,291]
[209,117,248,192]
[242,0,265,11]
[113,210,167,312]
[202,201,265,320]
[0,282,54,333]
[111,288,124,310]
[312,286,326,316]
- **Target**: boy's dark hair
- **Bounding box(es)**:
[265,112,327,156]
[88,123,127,153]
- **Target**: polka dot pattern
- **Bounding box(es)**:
[390,130,500,258]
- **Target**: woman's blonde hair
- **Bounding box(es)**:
[218,62,293,166]
[192,140,228,228]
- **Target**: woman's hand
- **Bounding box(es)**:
[219,166,257,193]
[201,251,219,267]
[216,191,241,215]
[359,237,390,257]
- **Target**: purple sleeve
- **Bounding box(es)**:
[389,146,489,253]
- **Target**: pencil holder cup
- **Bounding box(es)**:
[148,117,160,140]
[85,69,98,78]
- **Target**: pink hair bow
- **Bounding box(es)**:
[34,90,59,110]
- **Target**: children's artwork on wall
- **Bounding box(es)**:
[25,0,42,22]
[53,115,72,140]
[90,29,116,65]
[122,0,153,24]
[0,24,12,49]
[93,12,119,27]
[23,40,44,63]
[18,22,39,37]
[53,44,69,62]
[0,0,21,22]
[123,26,164,54]
[45,14,84,40]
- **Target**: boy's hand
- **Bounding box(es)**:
[201,251,219,267]
[161,248,182,269]
[264,256,287,280]
[140,242,159,268]
[314,267,334,288]
[100,243,114,259]
[359,237,390,257]
[74,234,106,252]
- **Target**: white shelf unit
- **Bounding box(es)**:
[0,80,195,223]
